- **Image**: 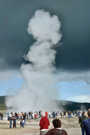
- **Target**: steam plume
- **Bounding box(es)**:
[6,10,62,112]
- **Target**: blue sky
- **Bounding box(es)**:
[57,81,90,102]
[0,71,24,96]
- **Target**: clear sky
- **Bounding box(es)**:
[0,71,24,96]
[57,81,90,102]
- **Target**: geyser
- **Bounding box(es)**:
[6,10,62,112]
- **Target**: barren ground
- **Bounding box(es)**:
[0,117,81,135]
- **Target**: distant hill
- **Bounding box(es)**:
[0,96,6,110]
[0,96,5,104]
[56,100,90,111]
[0,96,90,111]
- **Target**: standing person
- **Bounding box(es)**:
[0,112,3,120]
[83,109,90,135]
[45,118,68,135]
[39,112,50,135]
[79,112,87,135]
[12,113,17,128]
[20,118,24,128]
[23,113,26,125]
[8,113,13,128]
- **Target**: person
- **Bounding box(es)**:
[22,113,26,125]
[20,118,24,128]
[83,109,90,135]
[68,111,72,118]
[45,118,68,135]
[79,112,87,135]
[39,112,50,135]
[12,114,17,128]
[0,112,3,120]
[8,113,13,128]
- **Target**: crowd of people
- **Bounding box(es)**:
[7,112,27,128]
[0,109,90,135]
[39,109,90,135]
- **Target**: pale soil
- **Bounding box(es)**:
[0,117,81,135]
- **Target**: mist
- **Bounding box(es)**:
[6,10,62,112]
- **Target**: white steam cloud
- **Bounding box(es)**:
[6,10,62,112]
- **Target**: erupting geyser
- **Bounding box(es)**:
[6,10,62,112]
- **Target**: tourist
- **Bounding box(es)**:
[83,109,90,135]
[20,118,24,128]
[79,111,87,135]
[45,118,68,135]
[8,112,13,128]
[39,112,50,135]
[12,113,17,128]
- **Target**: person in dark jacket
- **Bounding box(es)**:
[83,109,90,135]
[79,112,87,135]
[45,118,68,135]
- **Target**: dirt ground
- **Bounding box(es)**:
[0,117,81,135]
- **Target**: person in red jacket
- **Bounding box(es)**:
[39,112,50,130]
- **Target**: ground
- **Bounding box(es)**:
[0,117,81,135]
